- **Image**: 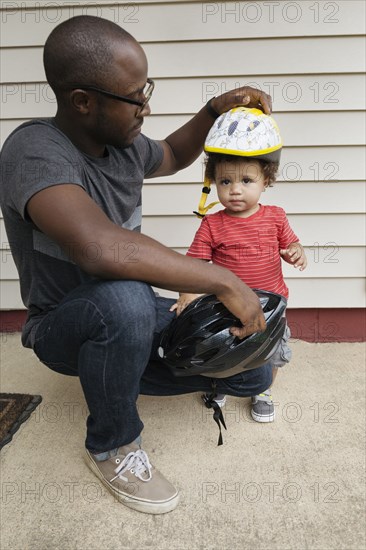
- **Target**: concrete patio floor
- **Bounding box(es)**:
[1,333,365,550]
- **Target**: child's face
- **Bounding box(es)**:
[214,159,268,218]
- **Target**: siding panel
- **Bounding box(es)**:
[0,282,24,309]
[141,214,365,247]
[1,1,365,46]
[143,147,365,184]
[152,278,366,308]
[2,110,364,147]
[142,112,365,146]
[142,182,366,215]
[2,37,365,83]
[4,142,359,184]
[2,246,365,280]
[1,74,365,115]
[2,277,365,310]
[171,247,366,279]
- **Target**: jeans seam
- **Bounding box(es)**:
[71,298,110,413]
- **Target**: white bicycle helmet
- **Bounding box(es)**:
[194,107,283,218]
[205,106,282,161]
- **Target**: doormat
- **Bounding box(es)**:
[0,393,42,450]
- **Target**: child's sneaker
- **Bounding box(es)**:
[85,441,179,514]
[251,388,275,422]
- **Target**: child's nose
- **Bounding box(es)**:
[230,182,242,194]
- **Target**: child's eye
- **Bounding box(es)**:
[242,178,252,184]
[220,179,231,186]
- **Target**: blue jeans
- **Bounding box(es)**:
[32,280,272,453]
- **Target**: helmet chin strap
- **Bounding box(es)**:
[193,178,220,218]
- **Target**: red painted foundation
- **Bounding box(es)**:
[286,309,366,343]
[0,309,365,342]
[0,310,27,334]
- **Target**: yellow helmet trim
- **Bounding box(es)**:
[204,142,283,157]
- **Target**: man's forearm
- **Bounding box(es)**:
[164,103,216,171]
[71,224,266,336]
[73,223,235,296]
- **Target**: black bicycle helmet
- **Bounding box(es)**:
[158,289,287,378]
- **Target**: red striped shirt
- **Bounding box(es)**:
[187,205,299,299]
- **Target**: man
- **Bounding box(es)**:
[0,16,273,514]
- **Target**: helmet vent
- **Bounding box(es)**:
[228,120,238,135]
[195,348,219,362]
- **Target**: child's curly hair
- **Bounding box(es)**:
[204,153,279,187]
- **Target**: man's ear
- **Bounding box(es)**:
[69,89,94,114]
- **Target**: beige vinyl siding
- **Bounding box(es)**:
[1,0,365,309]
[2,37,366,82]
[1,1,364,46]
[1,75,366,119]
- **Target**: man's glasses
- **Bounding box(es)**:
[68,78,155,113]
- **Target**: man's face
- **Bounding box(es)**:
[90,39,151,149]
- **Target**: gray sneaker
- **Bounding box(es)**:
[85,442,179,514]
[251,389,275,422]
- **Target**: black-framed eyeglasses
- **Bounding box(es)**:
[69,78,155,112]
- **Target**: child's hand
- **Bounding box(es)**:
[170,293,201,316]
[280,243,307,271]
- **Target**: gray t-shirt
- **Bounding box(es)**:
[0,118,163,347]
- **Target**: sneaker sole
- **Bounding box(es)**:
[84,450,180,514]
[251,410,275,423]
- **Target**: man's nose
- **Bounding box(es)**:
[139,102,151,117]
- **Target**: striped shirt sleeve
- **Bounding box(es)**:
[277,208,299,249]
[187,217,213,260]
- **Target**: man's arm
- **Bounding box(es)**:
[150,86,272,177]
[27,184,265,338]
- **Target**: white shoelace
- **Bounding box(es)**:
[110,450,153,483]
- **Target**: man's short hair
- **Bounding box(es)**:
[44,15,135,95]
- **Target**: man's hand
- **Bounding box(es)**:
[216,282,266,339]
[280,242,308,271]
[171,285,265,339]
[211,86,273,116]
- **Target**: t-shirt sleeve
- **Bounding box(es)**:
[186,217,214,261]
[136,133,164,177]
[2,123,85,220]
[277,207,300,249]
